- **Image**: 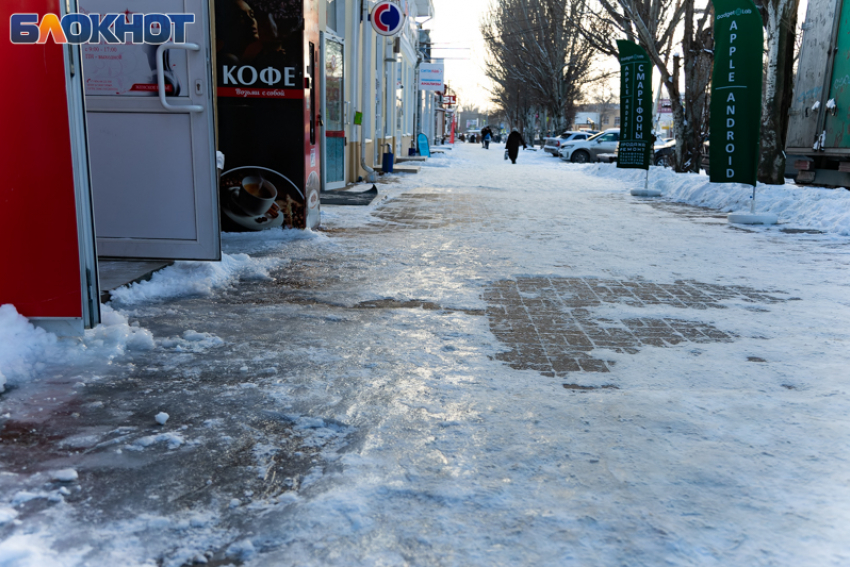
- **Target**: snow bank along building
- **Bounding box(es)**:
[1,0,438,334]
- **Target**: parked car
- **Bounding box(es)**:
[543,131,596,156]
[652,139,676,167]
[559,129,620,163]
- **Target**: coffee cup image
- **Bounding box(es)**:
[235,176,278,216]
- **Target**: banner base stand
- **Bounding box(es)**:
[630,188,662,197]
[727,212,778,225]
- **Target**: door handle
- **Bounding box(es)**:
[156,43,203,113]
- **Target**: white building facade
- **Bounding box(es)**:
[319,0,437,189]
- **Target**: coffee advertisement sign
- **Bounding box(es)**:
[215,0,321,231]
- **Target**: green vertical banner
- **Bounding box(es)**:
[617,40,653,170]
[709,0,763,186]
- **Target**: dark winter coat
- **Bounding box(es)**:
[505,131,526,157]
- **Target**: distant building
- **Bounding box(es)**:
[457,110,493,132]
[573,112,599,130]
[572,104,620,131]
[655,98,675,138]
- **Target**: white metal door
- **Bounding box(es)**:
[321,33,347,190]
[81,0,220,260]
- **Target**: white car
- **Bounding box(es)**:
[559,129,621,163]
[543,131,595,156]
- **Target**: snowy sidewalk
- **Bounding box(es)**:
[2,144,850,566]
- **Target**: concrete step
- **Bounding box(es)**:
[376,164,421,174]
[396,156,428,163]
[98,260,172,302]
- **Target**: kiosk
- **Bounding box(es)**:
[1,0,221,334]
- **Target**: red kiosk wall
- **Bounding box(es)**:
[0,1,95,327]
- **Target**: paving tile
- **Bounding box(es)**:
[485,276,786,376]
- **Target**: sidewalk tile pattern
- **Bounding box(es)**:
[484,277,786,377]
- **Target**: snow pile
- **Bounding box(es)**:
[0,508,18,525]
[160,330,225,352]
[226,539,257,561]
[90,305,156,352]
[127,432,184,451]
[579,163,850,235]
[0,304,154,391]
[0,533,88,567]
[110,253,281,306]
[0,304,58,392]
[50,469,79,483]
[0,511,225,567]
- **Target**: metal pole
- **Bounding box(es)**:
[359,0,376,183]
[378,37,385,144]
[349,0,360,144]
[374,36,384,168]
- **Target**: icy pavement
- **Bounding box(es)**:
[3,144,850,566]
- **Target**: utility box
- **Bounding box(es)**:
[787,0,850,186]
[215,0,322,231]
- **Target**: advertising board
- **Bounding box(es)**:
[419,63,444,91]
[617,40,653,170]
[215,0,321,230]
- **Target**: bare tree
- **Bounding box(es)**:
[577,0,717,173]
[481,0,603,136]
[756,0,801,184]
[680,1,714,172]
[586,81,619,130]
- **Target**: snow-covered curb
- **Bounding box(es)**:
[109,252,280,306]
[576,163,850,235]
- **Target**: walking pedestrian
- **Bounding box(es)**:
[483,128,492,150]
[505,129,526,164]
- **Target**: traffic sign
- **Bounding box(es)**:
[371,1,406,36]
